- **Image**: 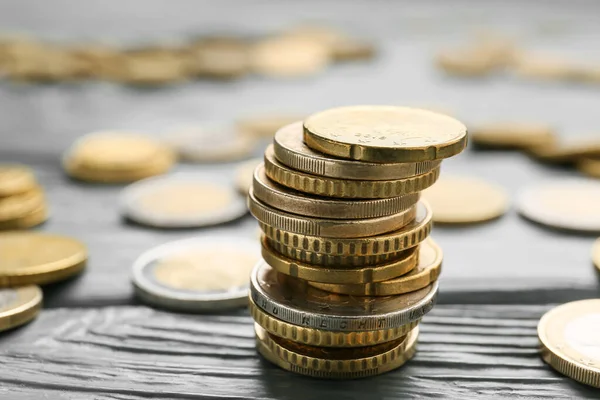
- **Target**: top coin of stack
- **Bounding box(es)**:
[248,105,467,379]
[0,164,48,229]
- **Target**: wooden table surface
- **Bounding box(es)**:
[1,0,600,398]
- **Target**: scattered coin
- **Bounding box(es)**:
[187,37,249,79]
[261,200,433,256]
[303,106,468,163]
[310,238,442,295]
[121,174,247,228]
[436,48,500,76]
[261,236,419,284]
[253,163,419,219]
[273,121,441,180]
[238,115,305,139]
[470,123,556,149]
[517,180,600,232]
[0,232,87,286]
[0,188,45,223]
[235,158,262,195]
[0,165,37,197]
[132,236,259,311]
[255,323,419,379]
[527,137,600,164]
[513,54,579,81]
[331,38,376,61]
[592,238,600,273]
[0,285,42,332]
[538,299,600,388]
[250,36,330,78]
[121,49,188,86]
[578,158,600,178]
[167,127,257,163]
[251,260,437,331]
[265,145,440,198]
[0,204,48,230]
[250,297,418,347]
[422,175,509,224]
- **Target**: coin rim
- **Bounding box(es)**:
[0,285,43,333]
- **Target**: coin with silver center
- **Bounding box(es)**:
[0,285,42,332]
[132,235,260,311]
[120,174,247,228]
[250,260,438,331]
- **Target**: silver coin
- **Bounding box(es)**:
[120,173,247,228]
[132,235,260,311]
[250,260,438,331]
[167,127,256,163]
[273,121,441,180]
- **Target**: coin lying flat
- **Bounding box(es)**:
[0,165,37,197]
[422,175,509,224]
[273,122,440,180]
[250,297,419,347]
[436,48,500,76]
[121,49,188,86]
[517,180,600,232]
[235,158,262,195]
[0,285,42,332]
[132,236,259,311]
[0,232,87,286]
[265,145,440,199]
[188,37,249,79]
[331,38,376,61]
[253,163,419,219]
[121,174,247,228]
[577,158,600,179]
[514,54,579,81]
[527,137,600,164]
[261,200,432,257]
[0,204,48,230]
[310,238,442,296]
[249,189,416,238]
[593,239,600,273]
[255,324,418,379]
[167,127,257,163]
[303,106,468,163]
[261,236,418,284]
[250,36,330,78]
[470,123,556,149]
[538,299,600,388]
[250,260,438,331]
[237,115,305,139]
[0,188,45,222]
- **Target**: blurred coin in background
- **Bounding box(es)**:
[187,37,249,80]
[237,114,304,139]
[235,157,262,195]
[120,174,247,228]
[527,136,600,164]
[0,285,42,332]
[132,235,259,311]
[470,123,556,150]
[578,157,600,178]
[0,164,37,197]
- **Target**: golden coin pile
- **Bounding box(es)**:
[63,131,175,183]
[0,25,375,86]
[247,105,468,378]
[0,164,48,229]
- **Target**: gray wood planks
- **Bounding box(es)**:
[0,305,598,399]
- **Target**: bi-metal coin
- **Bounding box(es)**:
[538,299,600,388]
[0,285,42,332]
[132,235,260,311]
[120,174,247,228]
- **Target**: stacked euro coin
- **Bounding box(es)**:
[0,164,48,229]
[248,105,468,379]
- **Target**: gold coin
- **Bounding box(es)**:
[253,163,419,219]
[513,54,579,81]
[518,180,600,232]
[0,165,37,197]
[0,232,87,286]
[527,137,600,164]
[422,175,509,224]
[261,236,418,284]
[310,238,441,295]
[331,38,376,61]
[265,237,411,267]
[593,238,600,273]
[0,285,42,332]
[255,324,418,379]
[273,121,441,180]
[250,297,418,347]
[470,123,556,149]
[237,115,305,139]
[261,200,432,256]
[578,158,600,178]
[265,145,440,199]
[235,158,262,195]
[250,36,330,78]
[538,299,600,388]
[121,50,188,86]
[0,187,45,222]
[0,204,48,230]
[303,106,468,163]
[436,48,500,76]
[249,189,416,238]
[187,37,249,79]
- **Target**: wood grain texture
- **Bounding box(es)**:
[0,305,598,399]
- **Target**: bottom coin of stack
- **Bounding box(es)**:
[0,164,49,230]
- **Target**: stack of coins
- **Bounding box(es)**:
[248,106,467,379]
[0,164,48,229]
